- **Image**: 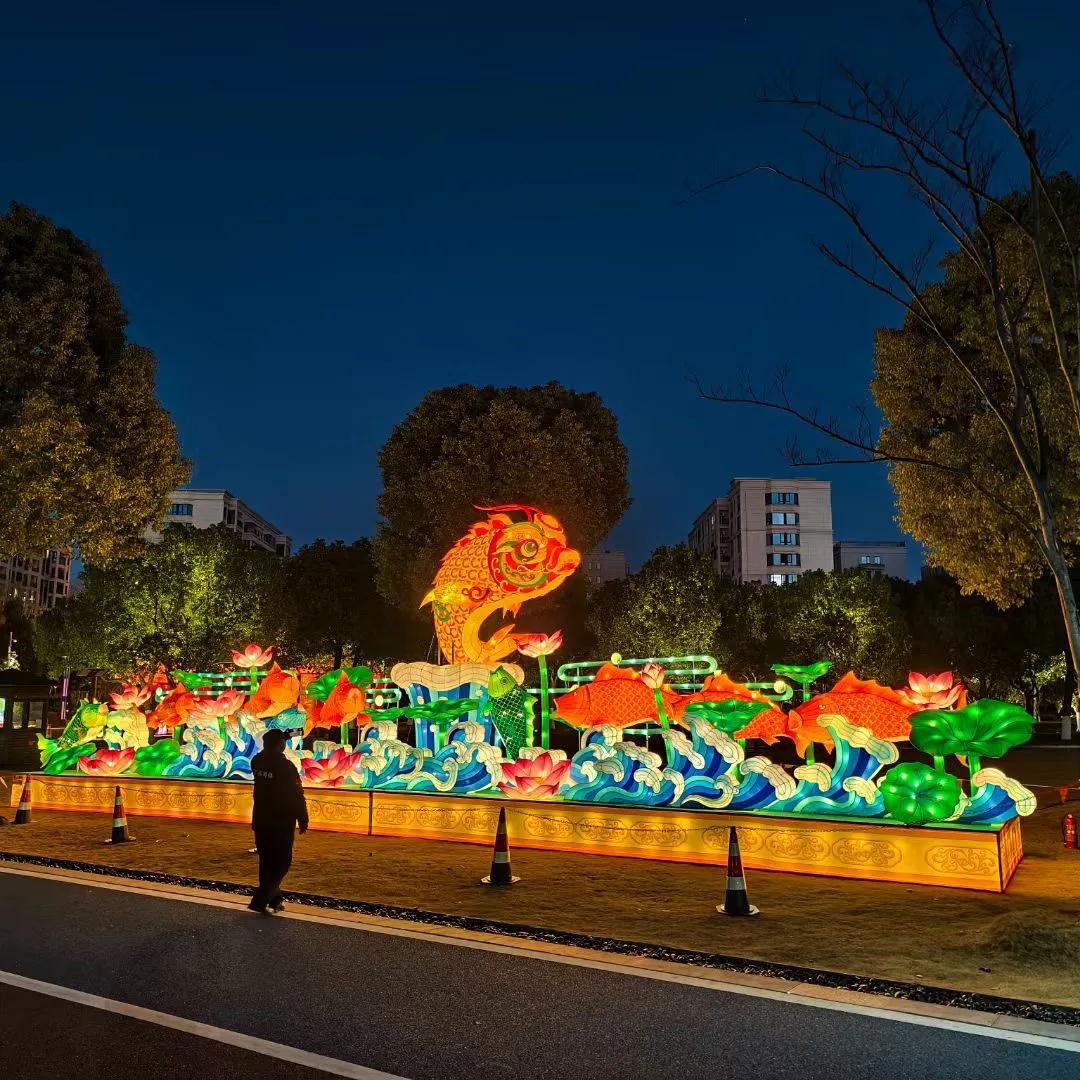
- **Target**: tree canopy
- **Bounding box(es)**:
[874,176,1080,609]
[586,546,764,672]
[374,383,630,614]
[0,204,189,563]
[587,550,910,684]
[781,570,911,685]
[280,538,410,668]
[35,525,282,676]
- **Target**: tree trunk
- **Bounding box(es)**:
[1042,538,1080,720]
[1058,635,1075,738]
[1023,685,1036,717]
[333,643,344,669]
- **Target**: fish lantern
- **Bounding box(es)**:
[421,505,581,664]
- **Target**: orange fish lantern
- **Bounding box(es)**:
[422,505,581,665]
[301,696,324,738]
[786,672,918,756]
[246,663,300,718]
[321,674,368,730]
[146,686,197,731]
[553,663,681,730]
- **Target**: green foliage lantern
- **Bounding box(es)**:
[684,699,770,736]
[880,762,963,824]
[910,699,1034,781]
[133,740,184,777]
[771,660,832,685]
[40,742,96,775]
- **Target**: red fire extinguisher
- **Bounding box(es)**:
[1064,813,1078,850]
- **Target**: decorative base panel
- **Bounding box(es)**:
[12,774,1022,892]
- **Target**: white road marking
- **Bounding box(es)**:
[0,967,407,1080]
[2,862,1079,1055]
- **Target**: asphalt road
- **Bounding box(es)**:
[0,870,1076,1080]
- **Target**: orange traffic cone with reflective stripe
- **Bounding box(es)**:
[717,826,758,916]
[13,776,31,825]
[106,785,134,843]
[481,807,519,886]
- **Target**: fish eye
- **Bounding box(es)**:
[519,540,539,557]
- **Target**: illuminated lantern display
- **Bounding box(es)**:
[18,503,1042,892]
[421,505,581,664]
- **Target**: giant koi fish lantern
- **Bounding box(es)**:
[19,503,1040,894]
[420,505,581,664]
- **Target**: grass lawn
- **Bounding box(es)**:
[2,778,1080,1008]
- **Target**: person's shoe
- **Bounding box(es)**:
[247,900,271,915]
[269,897,285,913]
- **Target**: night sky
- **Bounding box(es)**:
[6,3,1078,576]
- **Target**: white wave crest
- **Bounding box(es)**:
[973,767,1038,816]
[793,762,833,792]
[742,756,798,800]
[822,714,898,763]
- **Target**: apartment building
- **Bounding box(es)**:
[834,540,907,578]
[146,489,292,556]
[0,549,73,616]
[688,479,833,586]
[583,548,630,587]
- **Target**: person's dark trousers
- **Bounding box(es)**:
[252,825,295,909]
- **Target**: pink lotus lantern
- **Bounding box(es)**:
[901,672,966,710]
[497,750,572,799]
[78,747,136,776]
[300,748,362,788]
[109,684,151,711]
[232,643,273,694]
[188,689,246,722]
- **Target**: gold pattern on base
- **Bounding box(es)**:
[13,775,1019,892]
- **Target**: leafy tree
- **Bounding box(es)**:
[35,525,282,676]
[903,572,1067,710]
[0,204,189,562]
[280,538,400,668]
[780,571,911,685]
[374,383,630,623]
[874,177,1080,613]
[586,546,760,669]
[0,597,37,672]
[700,5,1080,694]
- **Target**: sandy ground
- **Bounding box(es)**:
[1,777,1079,1008]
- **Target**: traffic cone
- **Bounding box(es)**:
[481,807,519,886]
[13,776,31,825]
[106,785,134,844]
[717,826,758,916]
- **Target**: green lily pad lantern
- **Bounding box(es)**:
[684,698,771,736]
[771,660,832,703]
[910,699,1034,782]
[880,762,963,824]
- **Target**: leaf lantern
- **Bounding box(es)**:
[910,700,1034,760]
[771,660,833,684]
[684,698,771,736]
[880,762,963,824]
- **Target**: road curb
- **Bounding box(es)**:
[2,849,1078,1030]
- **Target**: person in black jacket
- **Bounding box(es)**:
[248,728,308,914]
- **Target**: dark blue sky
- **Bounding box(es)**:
[6,3,1077,575]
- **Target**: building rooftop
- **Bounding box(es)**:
[835,539,907,547]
